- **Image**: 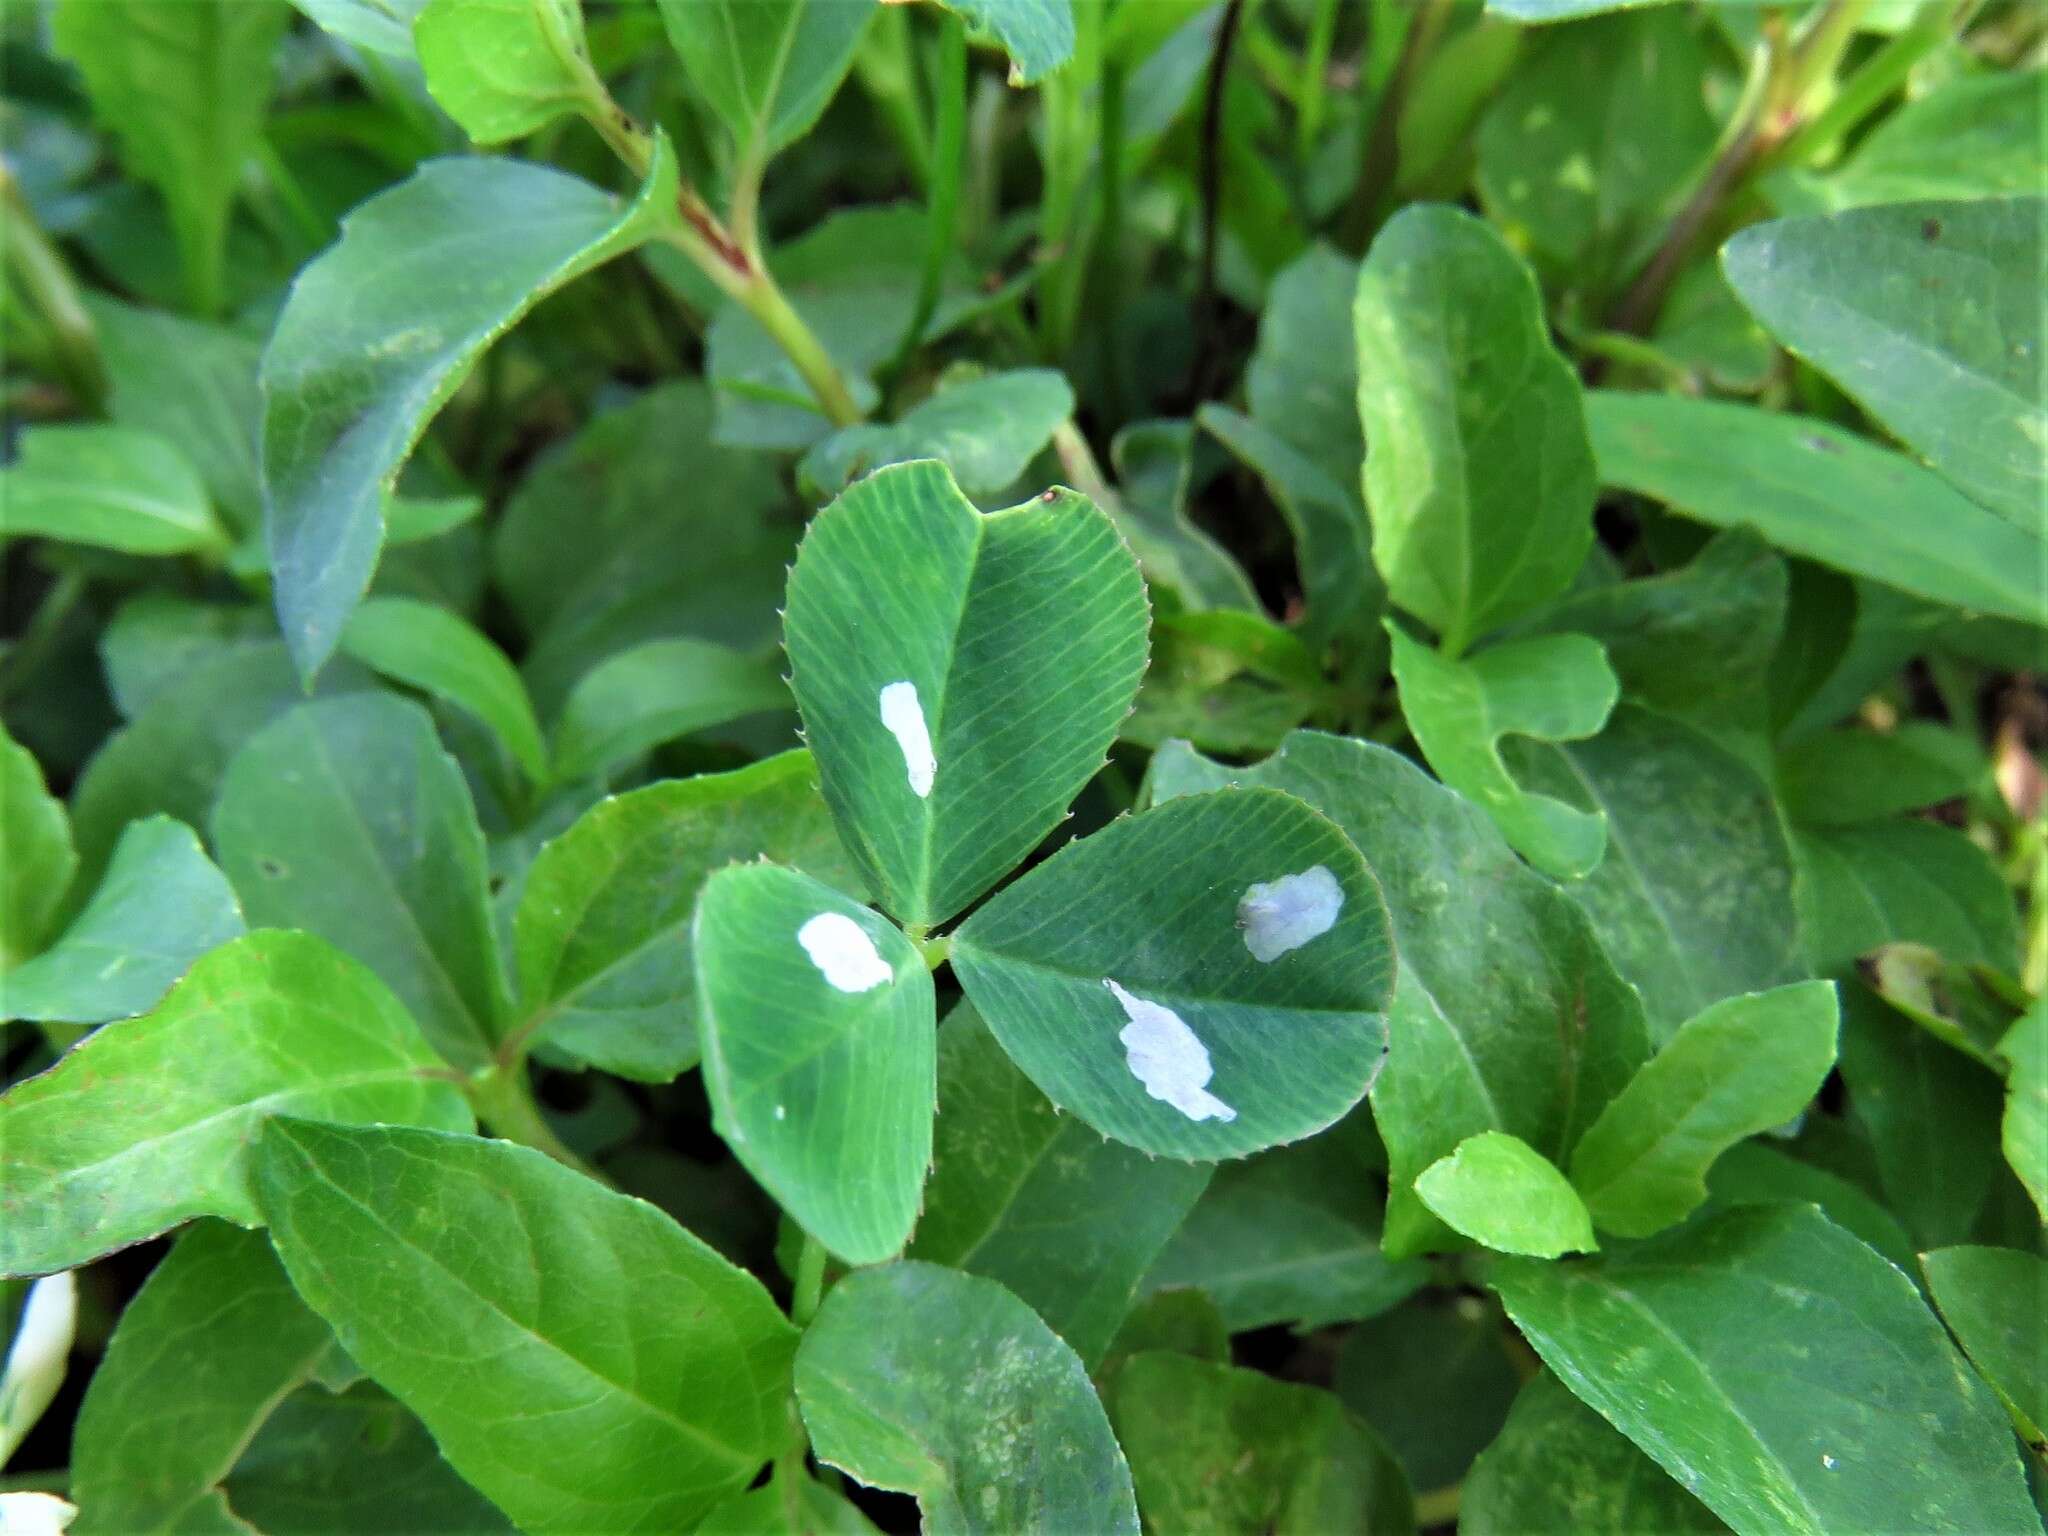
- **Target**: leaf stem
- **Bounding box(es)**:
[791,1232,828,1327]
[1050,419,1122,513]
[885,12,968,386]
[0,169,104,411]
[467,1063,609,1184]
[1413,1483,1462,1528]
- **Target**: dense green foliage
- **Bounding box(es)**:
[1,0,2044,1532]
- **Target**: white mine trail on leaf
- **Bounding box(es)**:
[797,913,893,993]
[0,1271,75,1461]
[1237,865,1344,961]
[1104,980,1236,1123]
[878,681,936,798]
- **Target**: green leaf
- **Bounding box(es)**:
[1100,1290,1231,1378]
[69,1222,334,1536]
[1779,72,2045,211]
[1494,1204,2039,1536]
[1997,1005,2047,1222]
[50,0,288,314]
[414,0,605,145]
[1354,203,1596,653]
[1109,1353,1414,1535]
[1777,722,1982,826]
[952,788,1394,1160]
[1793,820,2019,974]
[1123,610,1319,756]
[1143,1130,1429,1331]
[1387,626,1618,879]
[932,0,1074,85]
[1724,198,2045,532]
[1486,0,1682,19]
[339,596,548,783]
[551,637,788,783]
[697,1471,882,1535]
[0,721,74,970]
[1146,731,1650,1257]
[1587,391,2048,626]
[1416,1131,1596,1258]
[1703,1140,1916,1274]
[1103,421,1262,614]
[1334,1297,1521,1498]
[1921,1246,2048,1447]
[513,751,862,1082]
[490,382,794,717]
[1837,983,2003,1250]
[213,694,509,1072]
[288,0,429,55]
[263,140,680,680]
[1462,1373,1727,1535]
[68,643,370,895]
[97,597,272,721]
[221,1382,515,1535]
[0,425,225,556]
[1506,705,1807,1041]
[910,1003,1211,1366]
[0,930,469,1277]
[784,458,1149,928]
[654,0,875,161]
[799,370,1074,501]
[2,816,244,1026]
[253,1119,799,1536]
[1568,982,1839,1238]
[89,296,262,532]
[1476,7,1714,297]
[696,863,934,1264]
[1514,529,1788,737]
[794,1262,1140,1536]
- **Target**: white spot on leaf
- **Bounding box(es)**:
[1237,865,1344,961]
[0,1493,78,1535]
[1104,979,1236,1123]
[879,681,935,798]
[797,913,892,993]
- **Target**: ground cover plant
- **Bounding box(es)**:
[0,0,2043,1530]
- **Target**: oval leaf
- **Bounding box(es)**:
[784,458,1149,928]
[0,425,224,556]
[0,930,470,1277]
[952,787,1394,1160]
[794,1262,1139,1536]
[696,862,935,1264]
[253,1120,799,1535]
[1416,1131,1597,1258]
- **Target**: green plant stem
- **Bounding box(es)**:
[1,169,104,411]
[1340,0,1453,248]
[918,933,952,972]
[1050,419,1122,514]
[577,97,863,430]
[887,13,968,386]
[0,570,87,706]
[1608,0,1876,336]
[468,1064,607,1183]
[1413,1483,1461,1528]
[1296,0,1342,164]
[791,1233,828,1327]
[1778,0,1980,166]
[855,4,932,193]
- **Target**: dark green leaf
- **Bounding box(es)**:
[1793,820,2019,974]
[654,0,875,161]
[1147,732,1651,1256]
[1921,1246,2048,1447]
[263,141,680,679]
[70,1222,334,1536]
[1109,1353,1414,1535]
[1495,1204,2039,1536]
[551,637,789,783]
[695,861,935,1264]
[784,458,1148,928]
[1,816,244,1025]
[1702,1140,1916,1273]
[1334,1297,1521,1497]
[952,788,1394,1160]
[795,1262,1140,1536]
[1103,420,1262,614]
[513,751,862,1082]
[253,1119,799,1535]
[1724,198,2045,531]
[1997,1004,2047,1222]
[213,693,510,1072]
[799,371,1074,502]
[0,931,470,1276]
[1587,391,2048,626]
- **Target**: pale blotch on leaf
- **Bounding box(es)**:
[797,912,893,994]
[1104,979,1236,1124]
[878,680,936,799]
[1237,865,1344,962]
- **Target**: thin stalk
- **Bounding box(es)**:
[1050,419,1121,512]
[1778,0,1980,166]
[1,170,104,410]
[1413,1484,1461,1529]
[0,570,88,707]
[1035,0,1104,354]
[1339,0,1453,248]
[1095,57,1131,422]
[1296,0,1342,164]
[1197,0,1250,321]
[1608,0,1876,336]
[855,5,933,193]
[467,1064,609,1184]
[886,13,968,386]
[791,1233,828,1327]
